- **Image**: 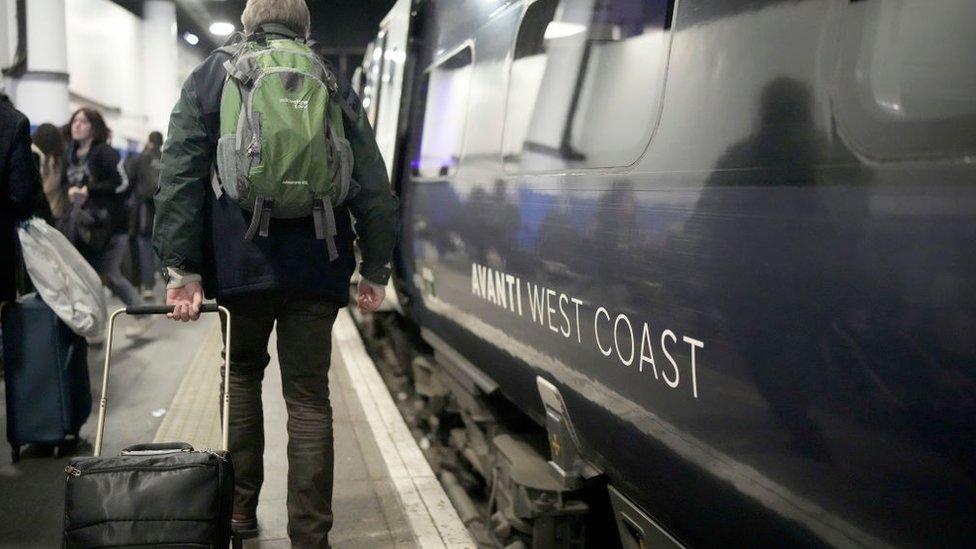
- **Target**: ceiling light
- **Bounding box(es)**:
[209,22,235,36]
[544,22,587,40]
[183,32,199,46]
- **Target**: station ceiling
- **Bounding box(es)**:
[112,0,395,51]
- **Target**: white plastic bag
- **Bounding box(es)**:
[17,217,106,338]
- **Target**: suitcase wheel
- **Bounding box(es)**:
[10,445,20,463]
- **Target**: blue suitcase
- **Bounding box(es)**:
[1,294,92,462]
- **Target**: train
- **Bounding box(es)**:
[350,0,976,546]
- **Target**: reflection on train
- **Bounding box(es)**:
[355,0,976,547]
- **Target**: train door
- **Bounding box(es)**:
[356,0,417,314]
[369,0,414,180]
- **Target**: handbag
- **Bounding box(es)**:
[58,201,111,254]
[16,217,106,338]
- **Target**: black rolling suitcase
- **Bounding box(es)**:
[63,304,240,548]
[1,294,91,462]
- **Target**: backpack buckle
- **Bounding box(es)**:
[248,29,268,45]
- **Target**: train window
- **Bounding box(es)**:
[363,32,388,127]
[834,0,976,160]
[513,0,559,60]
[410,47,474,179]
[503,0,674,172]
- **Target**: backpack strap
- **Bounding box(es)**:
[259,204,272,238]
[308,38,355,120]
[244,196,274,241]
[243,196,263,241]
[312,198,325,240]
[215,45,241,58]
[215,37,247,74]
[312,195,339,261]
[222,45,267,182]
[223,51,262,88]
[210,166,223,200]
[246,28,268,45]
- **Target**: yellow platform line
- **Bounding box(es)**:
[153,320,223,449]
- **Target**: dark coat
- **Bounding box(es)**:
[153,25,398,304]
[63,141,129,235]
[0,96,43,302]
[127,147,161,201]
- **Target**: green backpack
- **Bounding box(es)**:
[215,35,355,260]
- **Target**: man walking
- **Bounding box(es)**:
[153,1,398,546]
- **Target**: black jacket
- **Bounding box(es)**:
[64,141,129,235]
[0,96,43,302]
[154,26,398,304]
[127,147,161,201]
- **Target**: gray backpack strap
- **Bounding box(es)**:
[244,196,273,241]
[312,195,339,261]
[223,51,262,88]
[259,205,272,238]
[312,198,325,240]
[215,42,246,78]
[215,44,242,57]
[210,166,223,199]
[224,49,264,180]
[328,123,354,204]
[304,44,355,119]
[323,196,338,261]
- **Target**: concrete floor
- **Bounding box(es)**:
[152,320,418,547]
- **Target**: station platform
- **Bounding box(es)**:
[0,298,474,548]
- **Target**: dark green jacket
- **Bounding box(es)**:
[153,27,398,302]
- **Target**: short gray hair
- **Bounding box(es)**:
[241,0,311,38]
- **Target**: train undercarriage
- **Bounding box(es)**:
[351,310,623,549]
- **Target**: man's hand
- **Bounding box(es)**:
[166,280,204,322]
[357,278,386,314]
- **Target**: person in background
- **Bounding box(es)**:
[63,107,150,339]
[154,0,398,544]
[126,131,163,301]
[1,87,46,368]
[32,123,67,220]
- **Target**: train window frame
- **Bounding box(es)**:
[408,42,476,181]
[832,0,976,162]
[363,30,388,128]
[500,0,678,175]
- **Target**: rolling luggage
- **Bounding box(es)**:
[63,304,240,548]
[1,294,91,462]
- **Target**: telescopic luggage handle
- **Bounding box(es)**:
[93,304,232,457]
[125,304,221,315]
